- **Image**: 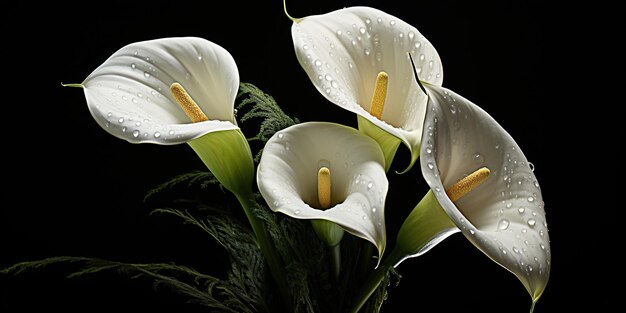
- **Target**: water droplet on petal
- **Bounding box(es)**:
[518,207,526,214]
[427,162,434,170]
[131,63,136,69]
[497,219,510,230]
[473,154,484,165]
[154,131,161,138]
[118,117,124,123]
[132,130,140,137]
[277,133,284,139]
[527,218,536,227]
[144,71,151,78]
[294,209,300,215]
[367,182,373,189]
[527,196,535,202]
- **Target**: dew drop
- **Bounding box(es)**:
[512,247,520,254]
[121,126,127,133]
[118,117,124,123]
[527,196,535,202]
[367,182,373,189]
[518,207,526,214]
[469,229,475,235]
[527,218,536,227]
[144,71,151,78]
[277,133,284,139]
[534,181,540,188]
[371,207,377,213]
[132,130,140,137]
[154,131,161,138]
[364,48,371,56]
[314,59,322,67]
[336,30,342,36]
[529,162,535,172]
[427,162,434,170]
[294,209,300,215]
[497,219,510,230]
[419,54,425,61]
[414,41,421,49]
[362,215,368,220]
[168,130,175,136]
[131,63,136,69]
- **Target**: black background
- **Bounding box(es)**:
[1,0,621,312]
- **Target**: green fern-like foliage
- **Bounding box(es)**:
[236,82,299,162]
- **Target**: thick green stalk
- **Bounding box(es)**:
[348,247,403,313]
[235,192,291,311]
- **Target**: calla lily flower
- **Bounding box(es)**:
[396,84,551,306]
[290,6,443,172]
[256,122,388,259]
[73,37,253,197]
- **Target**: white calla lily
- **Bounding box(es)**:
[72,36,254,197]
[290,6,443,172]
[72,37,294,301]
[396,84,551,306]
[257,122,388,259]
[80,36,239,144]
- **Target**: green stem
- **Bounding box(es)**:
[235,193,291,311]
[348,246,404,313]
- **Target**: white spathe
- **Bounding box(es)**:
[420,84,551,301]
[81,37,239,144]
[257,122,388,259]
[291,6,443,170]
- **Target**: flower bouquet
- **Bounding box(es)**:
[1,3,550,313]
